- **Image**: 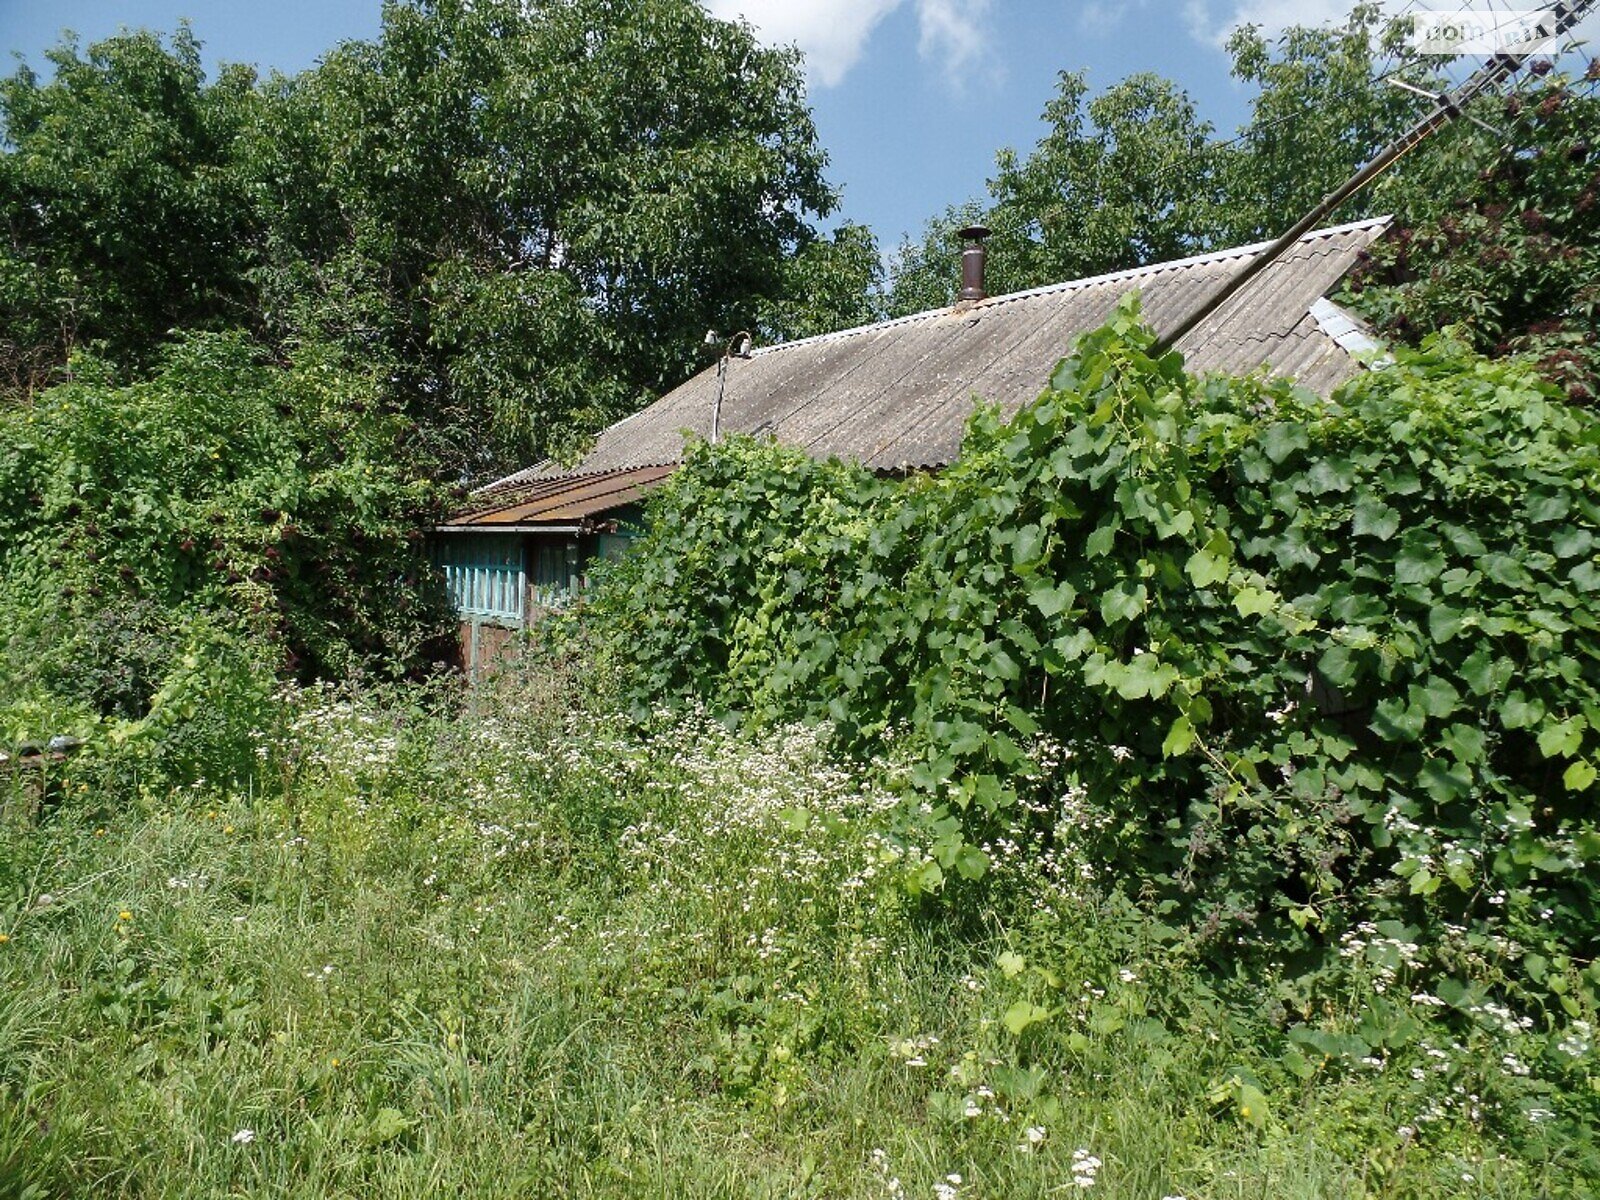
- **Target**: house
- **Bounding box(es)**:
[435,215,1391,669]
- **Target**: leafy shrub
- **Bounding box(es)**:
[0,333,453,793]
[588,299,1600,1005]
[100,618,283,795]
[0,334,452,681]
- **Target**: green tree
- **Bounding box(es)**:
[993,73,1224,282]
[246,0,858,475]
[885,4,1445,315]
[1214,3,1448,242]
[1346,69,1600,403]
[0,26,261,391]
[756,221,885,341]
[2,2,880,476]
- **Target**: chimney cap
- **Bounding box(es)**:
[957,224,992,242]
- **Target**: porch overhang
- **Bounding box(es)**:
[437,464,674,532]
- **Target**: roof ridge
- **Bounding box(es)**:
[749,215,1393,360]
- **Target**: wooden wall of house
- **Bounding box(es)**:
[458,617,520,677]
[436,515,643,678]
[442,530,579,677]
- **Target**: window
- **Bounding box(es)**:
[531,540,578,609]
[436,535,525,625]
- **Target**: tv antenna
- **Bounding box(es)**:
[1156,0,1598,353]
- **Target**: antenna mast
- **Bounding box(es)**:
[1156,0,1598,353]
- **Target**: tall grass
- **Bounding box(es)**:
[0,656,1592,1198]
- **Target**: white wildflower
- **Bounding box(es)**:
[1071,1148,1102,1188]
[1017,1125,1047,1153]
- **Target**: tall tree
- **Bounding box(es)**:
[1,2,878,476]
[1213,3,1445,243]
[0,27,261,392]
[885,4,1446,316]
[245,0,855,474]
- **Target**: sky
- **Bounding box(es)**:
[2,1,1595,253]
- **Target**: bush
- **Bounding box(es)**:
[0,333,455,795]
[0,334,454,679]
[1347,74,1600,404]
[587,298,1600,1009]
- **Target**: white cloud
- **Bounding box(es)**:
[1183,0,1393,47]
[916,0,996,79]
[704,0,996,87]
[704,0,901,86]
[1076,2,1129,36]
[1075,0,1164,36]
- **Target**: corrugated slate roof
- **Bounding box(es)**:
[468,216,1389,521]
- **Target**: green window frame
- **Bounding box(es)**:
[437,534,525,624]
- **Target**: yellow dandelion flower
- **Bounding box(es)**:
[94,828,106,837]
[118,911,133,922]
[0,933,11,944]
[223,825,235,834]
[1240,1105,1252,1119]
[331,1057,341,1068]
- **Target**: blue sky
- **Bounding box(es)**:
[3,2,1594,252]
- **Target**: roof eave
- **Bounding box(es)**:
[432,522,589,534]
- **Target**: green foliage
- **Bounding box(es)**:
[2,661,1591,1196]
[755,221,887,342]
[886,5,1441,314]
[988,70,1224,284]
[98,617,282,795]
[582,436,891,710]
[589,298,1600,1007]
[0,334,452,787]
[1,2,877,477]
[1347,72,1600,404]
[255,0,855,473]
[0,26,262,391]
[1215,5,1460,243]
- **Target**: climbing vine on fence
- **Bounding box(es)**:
[586,296,1600,1002]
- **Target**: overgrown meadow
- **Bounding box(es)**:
[2,662,1593,1198]
[4,309,1600,1197]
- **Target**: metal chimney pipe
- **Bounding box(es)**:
[957,224,990,302]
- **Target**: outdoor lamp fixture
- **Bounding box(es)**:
[707,329,753,444]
